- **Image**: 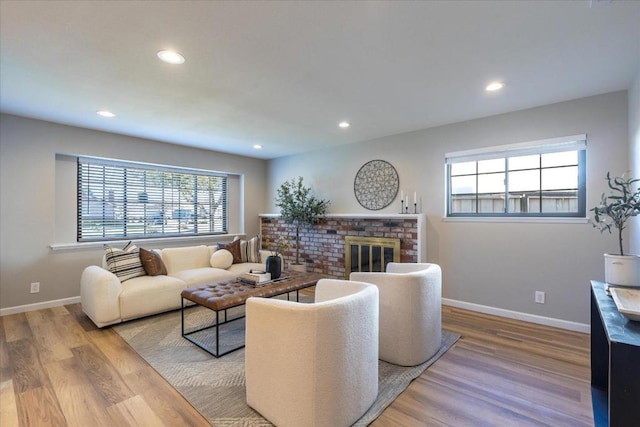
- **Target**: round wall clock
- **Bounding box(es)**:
[354,160,399,210]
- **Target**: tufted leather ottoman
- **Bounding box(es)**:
[181,271,328,357]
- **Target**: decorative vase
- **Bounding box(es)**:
[266,255,282,280]
[604,254,640,287]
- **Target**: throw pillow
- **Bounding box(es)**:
[210,249,234,269]
[231,235,249,263]
[104,241,146,282]
[239,240,248,263]
[218,239,243,264]
[139,248,167,276]
[246,235,261,263]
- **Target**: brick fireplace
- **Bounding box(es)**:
[259,214,425,278]
[345,235,401,278]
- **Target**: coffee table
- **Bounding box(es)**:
[181,270,329,357]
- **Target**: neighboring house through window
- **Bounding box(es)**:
[77,156,228,241]
[445,135,586,217]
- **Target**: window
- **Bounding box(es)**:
[446,135,586,217]
[78,156,227,241]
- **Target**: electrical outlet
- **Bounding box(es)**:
[30,282,40,294]
[535,291,545,304]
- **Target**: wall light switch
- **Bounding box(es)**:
[535,291,545,304]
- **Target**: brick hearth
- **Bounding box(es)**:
[259,214,425,278]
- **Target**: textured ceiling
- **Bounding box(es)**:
[1,0,639,159]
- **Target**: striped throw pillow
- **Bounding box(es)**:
[246,235,261,263]
[238,239,248,263]
[104,241,147,282]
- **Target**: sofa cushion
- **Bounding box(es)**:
[171,268,237,287]
[139,248,167,276]
[218,239,243,264]
[119,274,186,321]
[210,249,233,269]
[227,262,266,276]
[161,245,210,275]
[104,241,146,282]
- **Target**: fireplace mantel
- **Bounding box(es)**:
[260,213,424,220]
[259,213,426,277]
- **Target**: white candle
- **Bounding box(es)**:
[401,190,404,201]
[414,191,417,204]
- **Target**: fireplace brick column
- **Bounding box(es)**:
[259,214,424,278]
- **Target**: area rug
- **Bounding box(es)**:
[113,304,459,426]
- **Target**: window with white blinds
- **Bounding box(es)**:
[445,135,587,217]
[77,156,228,241]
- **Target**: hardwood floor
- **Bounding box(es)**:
[373,308,592,427]
[1,303,592,426]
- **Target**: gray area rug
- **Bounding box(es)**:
[114,303,460,426]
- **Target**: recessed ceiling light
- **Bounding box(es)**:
[485,81,505,92]
[97,110,115,118]
[338,121,350,128]
[157,50,185,64]
[253,144,263,149]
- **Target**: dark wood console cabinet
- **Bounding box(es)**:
[590,281,640,427]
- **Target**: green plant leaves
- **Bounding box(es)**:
[590,173,640,255]
[275,177,329,227]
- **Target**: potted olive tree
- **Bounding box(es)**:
[591,172,640,287]
[275,177,329,272]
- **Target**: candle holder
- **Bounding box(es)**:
[405,206,409,214]
[414,203,417,214]
[400,200,405,214]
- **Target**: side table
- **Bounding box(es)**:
[590,280,640,427]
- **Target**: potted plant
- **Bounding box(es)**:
[275,177,330,271]
[263,235,291,280]
[591,172,640,287]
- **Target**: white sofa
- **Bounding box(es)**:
[245,279,379,427]
[81,244,269,328]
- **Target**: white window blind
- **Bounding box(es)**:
[445,134,587,164]
[77,156,228,241]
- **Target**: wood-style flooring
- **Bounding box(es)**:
[1,301,593,426]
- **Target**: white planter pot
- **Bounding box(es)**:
[288,263,307,273]
[604,254,640,287]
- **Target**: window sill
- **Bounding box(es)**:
[442,217,589,224]
[50,234,242,252]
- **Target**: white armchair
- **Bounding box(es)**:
[245,279,379,427]
[351,262,442,366]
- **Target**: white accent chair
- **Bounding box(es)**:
[351,262,442,366]
[245,279,379,427]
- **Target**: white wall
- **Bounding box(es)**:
[267,91,629,324]
[629,70,640,256]
[0,114,267,309]
[2,90,632,321]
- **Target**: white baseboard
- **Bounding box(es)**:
[0,295,591,334]
[442,298,590,334]
[0,296,81,316]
